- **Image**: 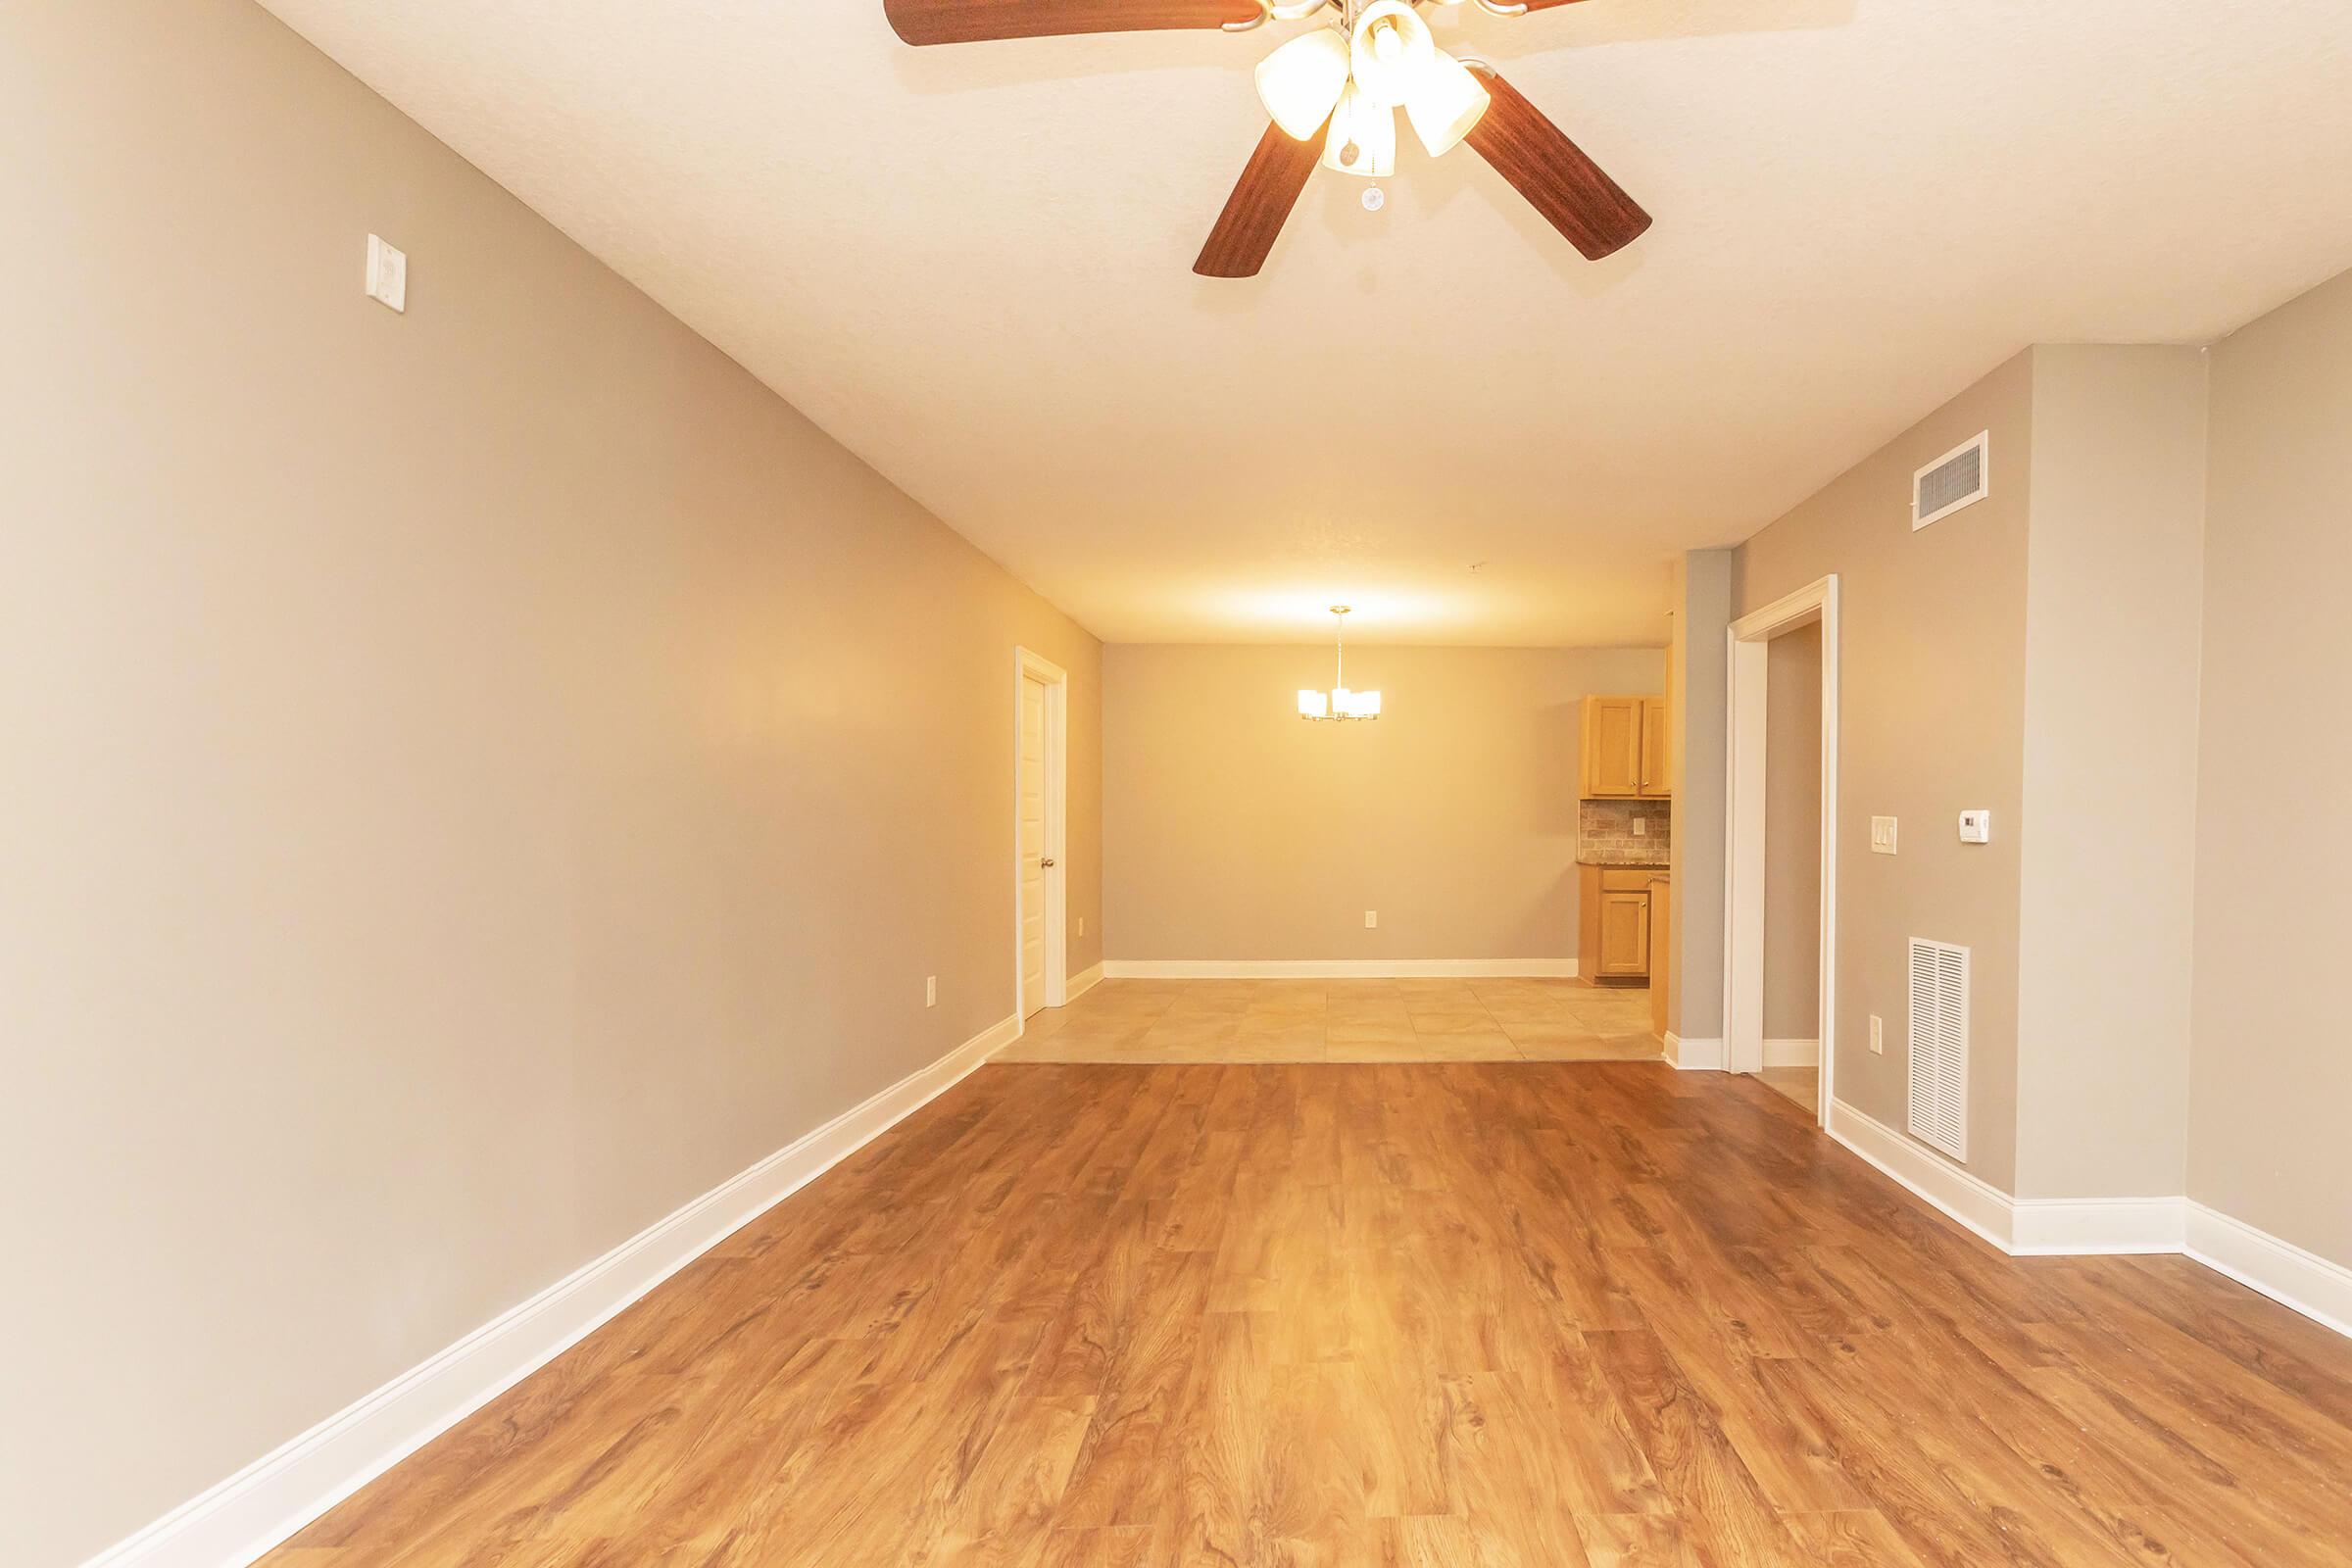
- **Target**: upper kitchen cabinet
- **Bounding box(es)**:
[1581,695,1672,799]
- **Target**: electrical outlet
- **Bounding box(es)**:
[1869,1014,1885,1054]
[1870,816,1898,856]
[1364,910,1378,929]
[366,233,407,313]
[924,976,937,1008]
[1633,816,1647,836]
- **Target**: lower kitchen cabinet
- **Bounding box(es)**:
[1579,863,1668,982]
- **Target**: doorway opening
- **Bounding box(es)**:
[1014,648,1069,1020]
[1724,576,1838,1127]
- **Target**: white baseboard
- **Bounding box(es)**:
[1762,1037,1820,1068]
[1100,958,1579,980]
[2010,1196,2186,1256]
[1825,1098,2350,1340]
[2185,1201,2352,1341]
[1062,962,1104,1004]
[1826,1098,2017,1250]
[1663,1033,1725,1071]
[80,1011,1024,1568]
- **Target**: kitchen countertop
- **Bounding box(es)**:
[1578,856,1670,870]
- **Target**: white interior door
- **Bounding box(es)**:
[1018,671,1049,1017]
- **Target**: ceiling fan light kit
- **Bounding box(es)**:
[882,0,1649,278]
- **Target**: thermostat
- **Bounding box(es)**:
[1958,809,1992,844]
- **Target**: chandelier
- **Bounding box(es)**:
[1298,606,1383,720]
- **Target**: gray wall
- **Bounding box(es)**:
[1102,644,1665,961]
[1667,551,1733,1040]
[1764,623,1825,1041]
[2014,346,2207,1200]
[1735,352,2035,1189]
[0,3,1100,1560]
[2189,266,2352,1269]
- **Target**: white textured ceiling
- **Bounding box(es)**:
[258,0,2352,645]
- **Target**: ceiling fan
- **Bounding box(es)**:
[882,0,1650,278]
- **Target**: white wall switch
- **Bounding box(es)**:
[366,234,407,313]
[1869,1013,1885,1054]
[1870,816,1898,855]
[924,976,937,1008]
[1958,809,1992,844]
[1364,910,1378,929]
[1076,916,1085,937]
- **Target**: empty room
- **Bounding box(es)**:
[11,1,2352,1564]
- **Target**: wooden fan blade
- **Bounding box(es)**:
[1464,71,1651,261]
[1195,121,1325,278]
[884,0,1258,45]
[1515,0,1599,9]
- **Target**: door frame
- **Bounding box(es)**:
[1012,647,1070,1016]
[1722,575,1839,1126]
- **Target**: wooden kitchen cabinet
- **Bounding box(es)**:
[1595,893,1650,977]
[1579,864,1668,982]
[1641,697,1671,797]
[1581,695,1672,799]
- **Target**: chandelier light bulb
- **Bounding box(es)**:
[1349,0,1436,110]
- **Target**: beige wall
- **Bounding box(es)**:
[1763,623,1824,1041]
[1102,644,1664,962]
[1736,351,2034,1189]
[2190,266,2352,1269]
[0,4,1099,1561]
[2014,346,2207,1200]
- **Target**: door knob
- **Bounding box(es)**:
[1041,858,1056,868]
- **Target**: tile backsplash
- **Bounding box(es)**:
[1579,799,1673,864]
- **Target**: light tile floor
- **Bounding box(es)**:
[1759,1063,1819,1110]
[1000,977,1661,1064]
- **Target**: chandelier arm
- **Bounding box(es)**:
[1470,0,1529,16]
[1222,0,1274,33]
[1268,0,1338,19]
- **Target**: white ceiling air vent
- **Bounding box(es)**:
[1907,939,1969,1160]
[1913,431,1990,530]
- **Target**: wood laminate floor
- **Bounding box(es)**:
[267,1063,2352,1567]
[1000,977,1659,1063]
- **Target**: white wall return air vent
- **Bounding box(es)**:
[1907,938,1970,1161]
[1913,430,1989,530]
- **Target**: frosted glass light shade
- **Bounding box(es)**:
[1403,49,1490,157]
[1298,689,1330,718]
[1321,84,1396,177]
[1349,0,1435,109]
[1340,688,1383,719]
[1254,27,1350,141]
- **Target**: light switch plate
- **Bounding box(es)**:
[924,976,937,1008]
[1870,816,1898,855]
[1869,1014,1885,1054]
[366,233,407,313]
[1364,910,1378,929]
[1958,809,1992,844]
